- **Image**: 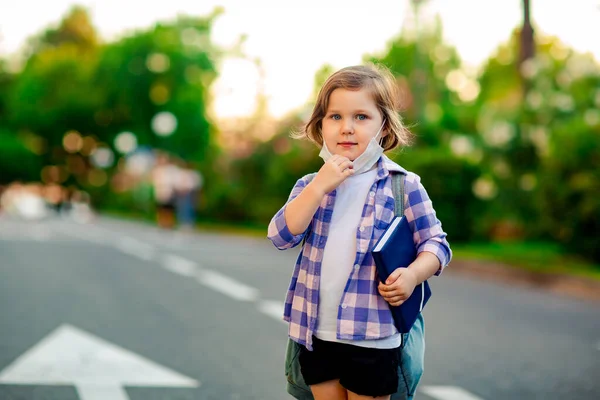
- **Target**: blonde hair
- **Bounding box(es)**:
[294,64,412,150]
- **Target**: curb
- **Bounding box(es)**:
[448,259,600,302]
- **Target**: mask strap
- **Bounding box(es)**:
[376,119,386,144]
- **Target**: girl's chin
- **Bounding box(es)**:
[333,150,358,161]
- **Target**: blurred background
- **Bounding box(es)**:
[0,1,599,399]
[1,0,599,271]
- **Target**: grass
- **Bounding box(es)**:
[452,241,600,280]
[194,220,267,238]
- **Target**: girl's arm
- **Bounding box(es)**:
[285,154,354,234]
[379,252,439,307]
[405,173,452,274]
[379,172,452,306]
[267,155,354,249]
[283,182,325,236]
[406,251,440,284]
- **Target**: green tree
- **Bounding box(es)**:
[4,7,101,188]
[366,17,466,147]
[92,13,221,165]
[363,18,482,241]
[476,28,600,261]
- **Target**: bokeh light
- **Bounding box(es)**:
[146,53,170,73]
[90,148,114,169]
[63,131,83,153]
[151,112,178,137]
[114,132,138,154]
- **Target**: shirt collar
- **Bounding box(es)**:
[375,154,407,181]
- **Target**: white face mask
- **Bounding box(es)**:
[319,119,386,175]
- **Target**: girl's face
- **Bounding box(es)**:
[321,88,385,161]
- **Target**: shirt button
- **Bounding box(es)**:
[359,226,365,232]
[369,191,375,197]
[354,264,360,270]
[341,304,348,309]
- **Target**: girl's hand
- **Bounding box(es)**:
[378,268,417,307]
[311,155,354,195]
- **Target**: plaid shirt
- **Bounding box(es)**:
[267,155,452,350]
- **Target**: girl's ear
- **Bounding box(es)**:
[382,119,389,137]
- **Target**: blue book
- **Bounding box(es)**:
[371,215,431,333]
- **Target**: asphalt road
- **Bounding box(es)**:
[0,215,598,400]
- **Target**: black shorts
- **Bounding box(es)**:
[157,201,175,211]
[299,336,399,397]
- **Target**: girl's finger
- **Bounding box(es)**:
[379,284,397,292]
[335,157,349,166]
[388,290,408,300]
[340,160,353,170]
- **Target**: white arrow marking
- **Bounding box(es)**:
[421,386,484,400]
[0,324,199,400]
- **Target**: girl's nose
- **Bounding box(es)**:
[341,119,354,135]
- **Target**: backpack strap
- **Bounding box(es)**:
[302,172,405,246]
[391,172,405,218]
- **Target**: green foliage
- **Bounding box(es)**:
[2,6,600,266]
[538,119,600,261]
[8,45,100,150]
[92,16,219,164]
[475,30,600,261]
[392,148,482,242]
[367,20,463,147]
[1,6,221,193]
[0,131,41,183]
[202,116,322,224]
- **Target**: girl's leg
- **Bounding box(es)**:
[310,379,348,400]
[347,391,390,400]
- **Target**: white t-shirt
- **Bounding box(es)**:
[152,164,179,203]
[315,168,401,349]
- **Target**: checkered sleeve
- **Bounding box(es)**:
[267,175,311,250]
[404,172,453,274]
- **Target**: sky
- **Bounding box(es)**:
[1,0,599,118]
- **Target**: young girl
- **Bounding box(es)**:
[268,64,452,400]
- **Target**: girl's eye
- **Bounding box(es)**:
[356,114,367,120]
[330,114,341,120]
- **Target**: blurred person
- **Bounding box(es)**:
[43,184,64,215]
[0,185,5,214]
[175,161,203,232]
[3,182,49,220]
[0,182,22,216]
[267,65,452,400]
[151,152,178,229]
[69,190,94,223]
[58,187,75,217]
